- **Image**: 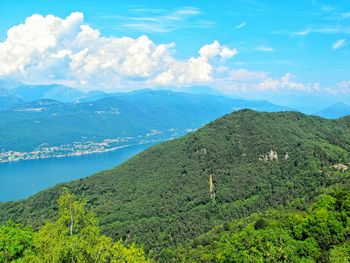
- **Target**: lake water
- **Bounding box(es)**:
[0,143,154,202]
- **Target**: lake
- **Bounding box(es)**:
[0,143,154,202]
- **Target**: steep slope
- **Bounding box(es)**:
[1,110,349,256]
[168,182,350,262]
[316,102,350,119]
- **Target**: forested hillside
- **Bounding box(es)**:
[1,110,350,261]
[0,90,287,152]
[168,182,350,262]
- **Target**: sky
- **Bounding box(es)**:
[0,0,350,112]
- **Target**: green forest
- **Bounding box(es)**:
[0,189,150,262]
[167,183,350,262]
[1,110,350,262]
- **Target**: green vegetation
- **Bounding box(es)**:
[0,110,350,261]
[0,189,149,262]
[167,184,350,262]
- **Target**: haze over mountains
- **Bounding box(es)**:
[0,82,293,162]
[1,80,348,116]
[0,82,104,107]
[1,81,349,162]
[315,102,350,119]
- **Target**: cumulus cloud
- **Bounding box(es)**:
[213,70,322,94]
[199,40,238,60]
[150,41,237,86]
[0,12,237,90]
[257,73,321,91]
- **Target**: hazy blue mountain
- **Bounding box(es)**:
[78,90,110,102]
[0,81,291,112]
[0,79,24,89]
[0,82,107,109]
[176,85,225,96]
[0,90,289,153]
[315,102,350,119]
[0,87,23,110]
[13,84,84,102]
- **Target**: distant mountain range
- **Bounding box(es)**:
[0,87,290,160]
[0,82,110,107]
[0,87,23,110]
[2,80,350,119]
[12,84,84,103]
[1,81,350,160]
[315,102,350,119]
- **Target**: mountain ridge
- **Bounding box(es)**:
[315,102,350,119]
[0,90,289,155]
[1,110,349,257]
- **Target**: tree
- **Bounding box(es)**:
[0,189,150,262]
[0,222,34,262]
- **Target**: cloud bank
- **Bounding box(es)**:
[0,12,237,90]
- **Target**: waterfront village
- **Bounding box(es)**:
[0,128,193,163]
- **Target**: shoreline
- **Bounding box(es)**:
[0,143,145,164]
[0,138,171,164]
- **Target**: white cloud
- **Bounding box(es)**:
[151,41,238,86]
[235,22,246,29]
[293,28,312,36]
[254,46,274,52]
[199,40,238,60]
[258,73,321,92]
[220,47,238,59]
[213,70,322,94]
[101,7,213,33]
[332,38,346,50]
[332,81,350,94]
[228,69,267,82]
[151,56,212,85]
[0,12,237,90]
[291,27,350,37]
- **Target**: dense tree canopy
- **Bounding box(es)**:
[167,185,350,262]
[0,190,150,263]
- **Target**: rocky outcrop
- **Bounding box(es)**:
[259,150,289,162]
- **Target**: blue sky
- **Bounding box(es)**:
[0,0,350,112]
